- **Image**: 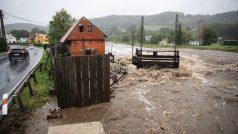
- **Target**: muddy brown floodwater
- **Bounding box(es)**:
[24,43,238,134]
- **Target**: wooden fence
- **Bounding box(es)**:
[54,55,110,108]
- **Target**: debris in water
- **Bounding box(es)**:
[163,111,172,116]
[160,126,165,130]
[47,107,62,120]
[145,128,157,134]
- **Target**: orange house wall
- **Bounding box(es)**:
[66,18,106,56]
[69,40,105,56]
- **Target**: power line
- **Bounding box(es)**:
[3,12,48,26]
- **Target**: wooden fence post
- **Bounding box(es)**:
[13,95,24,110]
[26,81,34,96]
[31,73,37,84]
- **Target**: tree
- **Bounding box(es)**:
[181,29,193,44]
[126,25,137,33]
[198,20,206,45]
[202,27,217,45]
[158,27,175,44]
[210,23,238,40]
[167,31,175,44]
[159,27,173,35]
[10,29,29,40]
[151,34,162,44]
[31,27,46,34]
[121,36,130,42]
[48,9,75,43]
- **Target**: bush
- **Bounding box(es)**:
[0,37,7,52]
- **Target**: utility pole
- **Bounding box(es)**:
[132,32,134,59]
[174,14,178,50]
[140,16,144,53]
[0,10,6,39]
[178,22,181,45]
[0,9,7,51]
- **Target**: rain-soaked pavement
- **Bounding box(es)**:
[0,45,43,100]
[6,42,238,134]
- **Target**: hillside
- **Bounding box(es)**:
[4,11,238,35]
[90,11,238,33]
[4,23,48,33]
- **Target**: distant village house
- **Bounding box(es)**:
[18,38,28,43]
[6,34,17,44]
[28,33,49,44]
[145,35,152,43]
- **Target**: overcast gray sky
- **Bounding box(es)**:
[0,0,238,25]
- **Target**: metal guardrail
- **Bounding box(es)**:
[0,48,43,119]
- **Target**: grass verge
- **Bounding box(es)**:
[20,52,53,108]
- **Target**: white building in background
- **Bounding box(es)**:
[18,38,28,43]
[189,41,200,46]
[6,34,17,44]
[159,37,169,46]
[145,35,152,43]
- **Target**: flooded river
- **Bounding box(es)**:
[23,42,238,134]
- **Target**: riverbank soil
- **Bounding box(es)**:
[24,46,238,134]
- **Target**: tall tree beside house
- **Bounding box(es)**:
[48,9,75,43]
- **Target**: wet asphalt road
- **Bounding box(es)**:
[0,46,43,100]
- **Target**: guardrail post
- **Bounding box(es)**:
[39,63,42,72]
[13,95,24,110]
[31,73,37,84]
[26,82,34,96]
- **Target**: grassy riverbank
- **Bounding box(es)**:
[113,41,238,53]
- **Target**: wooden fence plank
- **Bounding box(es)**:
[61,58,67,107]
[96,55,103,103]
[59,58,65,108]
[82,56,90,106]
[68,57,74,106]
[101,55,105,102]
[76,56,82,107]
[104,54,110,102]
[90,56,97,104]
[71,57,77,107]
[55,58,62,107]
[65,57,70,107]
